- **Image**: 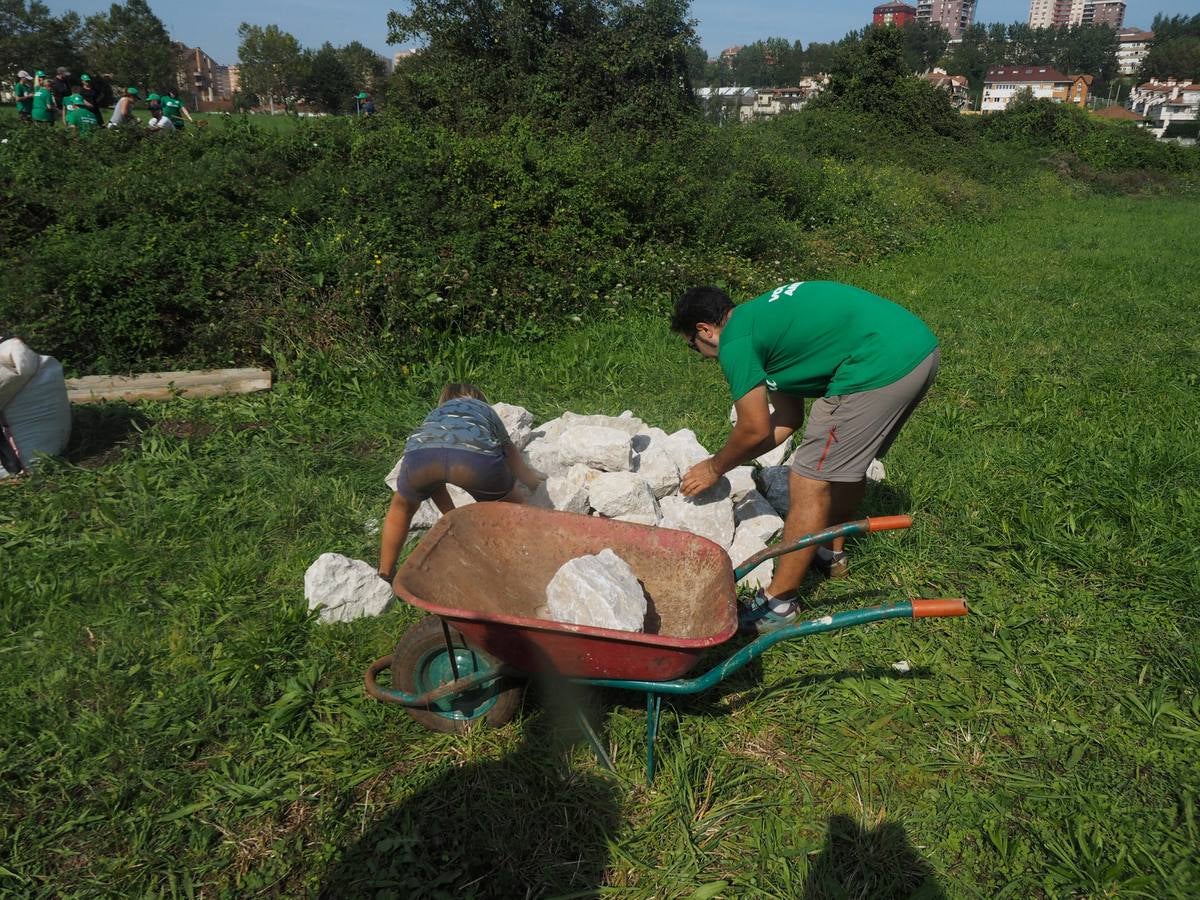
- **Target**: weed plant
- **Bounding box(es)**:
[2,191,1197,896]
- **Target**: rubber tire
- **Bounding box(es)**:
[392,616,524,734]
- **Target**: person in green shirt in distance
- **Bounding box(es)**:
[161,89,192,129]
[14,70,34,122]
[671,281,940,632]
[31,80,57,124]
[64,91,98,134]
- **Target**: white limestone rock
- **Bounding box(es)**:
[588,472,660,524]
[384,456,404,492]
[727,524,775,591]
[556,425,634,472]
[523,435,569,477]
[867,458,887,483]
[492,402,534,449]
[544,549,647,631]
[659,493,735,549]
[734,490,785,544]
[755,466,791,517]
[660,428,710,474]
[724,466,757,502]
[561,411,646,436]
[305,553,394,624]
[531,470,591,514]
[755,436,793,468]
[631,444,681,498]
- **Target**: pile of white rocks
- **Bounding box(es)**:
[388,403,801,592]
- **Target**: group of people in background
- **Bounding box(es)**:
[13,66,192,134]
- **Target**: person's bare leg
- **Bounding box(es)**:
[429,483,455,514]
[378,492,418,579]
[766,472,834,601]
[827,479,867,553]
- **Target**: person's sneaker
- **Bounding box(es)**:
[813,548,849,580]
[737,589,799,634]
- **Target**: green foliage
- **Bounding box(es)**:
[236,22,306,112]
[0,0,86,78]
[944,22,1120,95]
[335,40,386,90]
[1141,15,1200,80]
[813,26,962,136]
[385,0,700,130]
[81,0,173,91]
[301,43,354,113]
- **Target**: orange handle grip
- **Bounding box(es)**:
[865,515,913,532]
[911,598,968,618]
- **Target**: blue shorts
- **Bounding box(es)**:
[395,447,514,504]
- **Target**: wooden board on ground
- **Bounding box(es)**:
[66,368,272,403]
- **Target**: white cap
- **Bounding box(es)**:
[17,70,31,79]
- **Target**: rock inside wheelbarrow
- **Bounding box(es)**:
[544,549,647,632]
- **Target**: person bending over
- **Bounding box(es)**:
[377,383,542,583]
[671,281,939,632]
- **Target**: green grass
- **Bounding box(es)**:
[2,189,1198,897]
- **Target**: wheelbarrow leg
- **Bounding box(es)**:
[646,692,663,784]
[574,705,614,773]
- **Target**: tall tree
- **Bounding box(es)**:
[82,0,173,90]
[1141,14,1200,80]
[0,0,85,78]
[301,42,353,112]
[901,20,949,73]
[336,40,386,90]
[236,22,306,114]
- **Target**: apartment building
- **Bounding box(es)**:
[1027,0,1124,29]
[873,3,917,27]
[1116,29,1153,76]
[981,65,1093,111]
[916,0,977,39]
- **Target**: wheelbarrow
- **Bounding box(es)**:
[365,504,967,781]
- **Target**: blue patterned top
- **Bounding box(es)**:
[404,398,511,455]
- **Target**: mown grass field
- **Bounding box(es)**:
[2,189,1198,897]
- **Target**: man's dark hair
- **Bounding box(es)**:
[671,286,733,335]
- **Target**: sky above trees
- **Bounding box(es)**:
[42,0,1193,64]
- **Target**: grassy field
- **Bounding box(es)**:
[2,188,1198,897]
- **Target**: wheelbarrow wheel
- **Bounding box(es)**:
[392,616,523,734]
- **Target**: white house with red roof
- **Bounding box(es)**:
[1128,79,1200,143]
[981,66,1093,112]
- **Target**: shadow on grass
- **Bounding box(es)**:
[64,403,148,467]
[319,699,620,898]
[803,813,945,900]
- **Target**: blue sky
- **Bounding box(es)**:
[45,1,1184,66]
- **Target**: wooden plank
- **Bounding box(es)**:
[65,368,272,404]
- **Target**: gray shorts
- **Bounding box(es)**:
[791,348,940,483]
[395,446,514,503]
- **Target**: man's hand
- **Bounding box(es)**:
[681,458,721,496]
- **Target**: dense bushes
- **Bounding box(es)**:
[0,103,1195,376]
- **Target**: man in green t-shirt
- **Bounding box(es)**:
[14,71,34,122]
[64,92,98,133]
[161,89,192,129]
[671,281,940,632]
[31,80,57,124]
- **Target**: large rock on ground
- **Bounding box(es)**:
[561,411,645,436]
[632,444,681,498]
[755,466,791,517]
[724,466,757,502]
[530,466,592,514]
[523,436,569,477]
[305,553,394,624]
[659,493,735,549]
[734,490,785,543]
[492,402,534,449]
[556,425,634,472]
[544,549,647,631]
[588,472,660,525]
[660,429,710,473]
[727,524,775,591]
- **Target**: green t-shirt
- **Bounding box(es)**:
[717,281,938,401]
[65,95,98,132]
[15,82,33,113]
[31,86,56,121]
[161,96,184,125]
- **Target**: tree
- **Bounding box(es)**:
[802,41,836,76]
[900,21,949,73]
[236,22,306,114]
[0,0,85,78]
[82,0,174,90]
[336,40,386,91]
[385,0,699,130]
[1141,15,1200,80]
[301,42,353,112]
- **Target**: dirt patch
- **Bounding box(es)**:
[157,420,215,441]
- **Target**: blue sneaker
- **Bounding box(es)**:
[737,589,799,634]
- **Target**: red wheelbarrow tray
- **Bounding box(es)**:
[393,504,739,683]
